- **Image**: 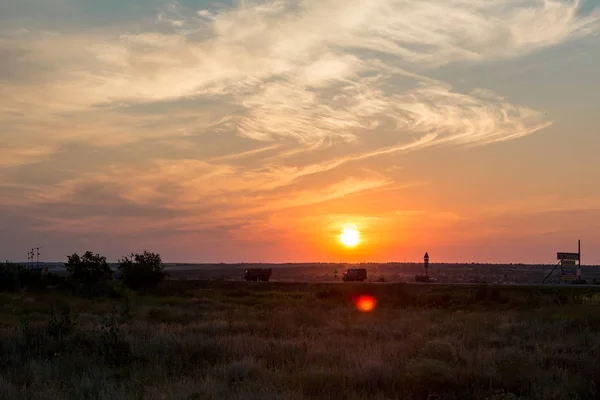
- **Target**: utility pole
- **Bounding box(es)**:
[578,239,581,282]
[28,247,41,269]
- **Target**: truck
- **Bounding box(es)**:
[342,268,367,282]
[244,268,272,282]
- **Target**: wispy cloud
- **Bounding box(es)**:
[208,144,281,162]
[250,177,394,212]
[3,1,597,156]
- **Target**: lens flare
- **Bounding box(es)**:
[355,295,376,312]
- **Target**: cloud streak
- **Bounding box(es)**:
[3,0,597,152]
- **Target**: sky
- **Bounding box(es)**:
[1,0,600,264]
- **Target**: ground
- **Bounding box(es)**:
[1,282,600,400]
[160,263,600,285]
[41,262,600,284]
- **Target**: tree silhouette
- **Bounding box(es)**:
[65,251,112,287]
[118,250,166,290]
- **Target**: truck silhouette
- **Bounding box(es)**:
[342,268,367,282]
[244,268,272,282]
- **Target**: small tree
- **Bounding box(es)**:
[118,250,166,290]
[65,251,112,288]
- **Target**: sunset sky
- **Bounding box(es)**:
[2,0,600,264]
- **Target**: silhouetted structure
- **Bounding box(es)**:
[415,252,434,282]
[342,268,367,282]
[244,268,272,282]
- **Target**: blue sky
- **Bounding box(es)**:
[1,0,600,264]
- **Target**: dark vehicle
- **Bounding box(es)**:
[244,268,272,282]
[415,275,434,282]
[342,268,367,282]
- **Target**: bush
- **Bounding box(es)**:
[118,251,167,290]
[44,272,66,287]
[65,251,112,291]
[0,262,21,292]
[0,263,43,292]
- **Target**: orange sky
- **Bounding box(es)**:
[1,0,600,264]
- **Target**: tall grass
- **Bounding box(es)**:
[1,283,599,399]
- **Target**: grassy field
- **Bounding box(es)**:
[2,282,600,400]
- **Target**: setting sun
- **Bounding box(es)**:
[340,224,360,247]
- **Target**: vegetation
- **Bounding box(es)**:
[0,262,63,292]
[0,262,30,292]
[1,281,600,399]
[118,250,167,290]
[65,251,112,286]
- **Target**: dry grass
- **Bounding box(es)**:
[1,282,600,399]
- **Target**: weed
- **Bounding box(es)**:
[120,296,133,322]
[99,310,132,366]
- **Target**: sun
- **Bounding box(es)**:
[340,224,360,247]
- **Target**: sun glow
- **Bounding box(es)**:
[340,224,360,247]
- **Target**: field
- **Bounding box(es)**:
[161,262,600,285]
[2,281,600,400]
[39,261,600,285]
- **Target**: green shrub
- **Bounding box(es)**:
[0,263,43,292]
[45,272,66,286]
[118,251,167,290]
[0,262,21,292]
[65,251,112,289]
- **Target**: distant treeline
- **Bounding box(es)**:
[1,250,167,295]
